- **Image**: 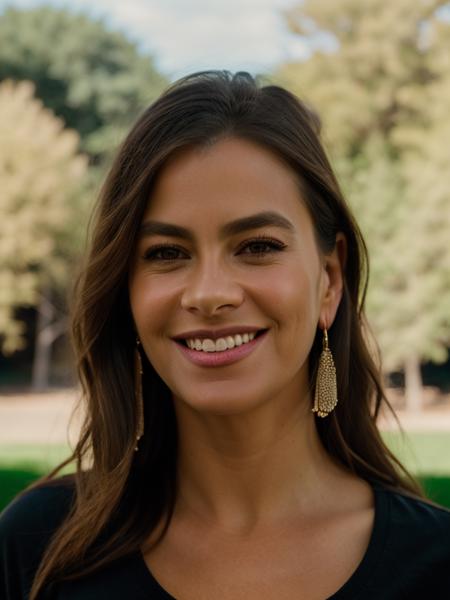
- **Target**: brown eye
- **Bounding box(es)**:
[238,237,286,257]
[143,244,188,261]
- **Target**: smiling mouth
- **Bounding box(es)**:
[175,329,268,348]
[173,328,269,367]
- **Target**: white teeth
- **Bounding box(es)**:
[215,338,228,351]
[226,336,235,349]
[185,331,258,352]
[202,339,216,352]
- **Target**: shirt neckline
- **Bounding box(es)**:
[131,483,390,600]
[327,482,390,598]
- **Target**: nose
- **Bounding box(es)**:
[180,256,244,316]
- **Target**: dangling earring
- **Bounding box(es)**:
[134,337,144,451]
[312,327,338,418]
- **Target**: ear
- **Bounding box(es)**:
[319,232,347,330]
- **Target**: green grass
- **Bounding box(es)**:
[419,476,450,508]
[381,431,450,475]
[1,433,450,511]
[0,444,74,510]
[0,443,73,471]
[381,431,450,507]
[0,444,75,510]
[0,467,44,510]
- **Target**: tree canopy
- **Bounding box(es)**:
[0,5,168,162]
[274,0,450,402]
[0,79,88,354]
[0,5,169,374]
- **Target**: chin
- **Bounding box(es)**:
[173,389,266,416]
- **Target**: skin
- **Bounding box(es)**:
[128,136,374,599]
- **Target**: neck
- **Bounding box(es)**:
[173,391,349,534]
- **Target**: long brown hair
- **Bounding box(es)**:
[27,70,424,598]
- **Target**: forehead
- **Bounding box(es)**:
[143,137,310,228]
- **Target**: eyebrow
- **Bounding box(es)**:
[138,211,296,241]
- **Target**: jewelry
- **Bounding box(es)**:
[312,327,338,417]
[134,337,144,451]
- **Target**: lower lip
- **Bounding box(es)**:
[173,330,268,367]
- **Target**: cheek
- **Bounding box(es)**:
[252,263,318,321]
[254,264,319,357]
[129,274,176,338]
[128,278,174,376]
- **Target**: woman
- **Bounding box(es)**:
[1,70,449,600]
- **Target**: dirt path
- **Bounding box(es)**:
[0,389,82,445]
[1,388,450,445]
[378,404,450,432]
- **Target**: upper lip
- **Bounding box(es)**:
[173,326,267,341]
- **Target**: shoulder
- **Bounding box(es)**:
[346,484,450,598]
[0,475,76,600]
[0,474,76,537]
[377,484,450,533]
[375,484,450,568]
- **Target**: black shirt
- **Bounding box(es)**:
[1,478,450,599]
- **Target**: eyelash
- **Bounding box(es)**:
[142,236,287,262]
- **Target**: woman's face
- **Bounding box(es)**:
[129,136,339,415]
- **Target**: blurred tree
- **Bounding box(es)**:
[275,0,450,409]
[0,5,168,164]
[0,6,169,386]
[0,80,88,380]
[394,35,450,408]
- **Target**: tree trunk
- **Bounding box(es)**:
[31,289,67,391]
[31,291,54,391]
[404,354,423,413]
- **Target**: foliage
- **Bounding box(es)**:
[0,5,168,163]
[0,5,170,363]
[274,0,450,374]
[0,79,88,354]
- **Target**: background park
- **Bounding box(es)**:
[0,0,449,510]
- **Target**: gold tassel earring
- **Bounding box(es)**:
[312,327,338,418]
[134,337,144,451]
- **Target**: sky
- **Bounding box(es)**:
[0,0,313,80]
